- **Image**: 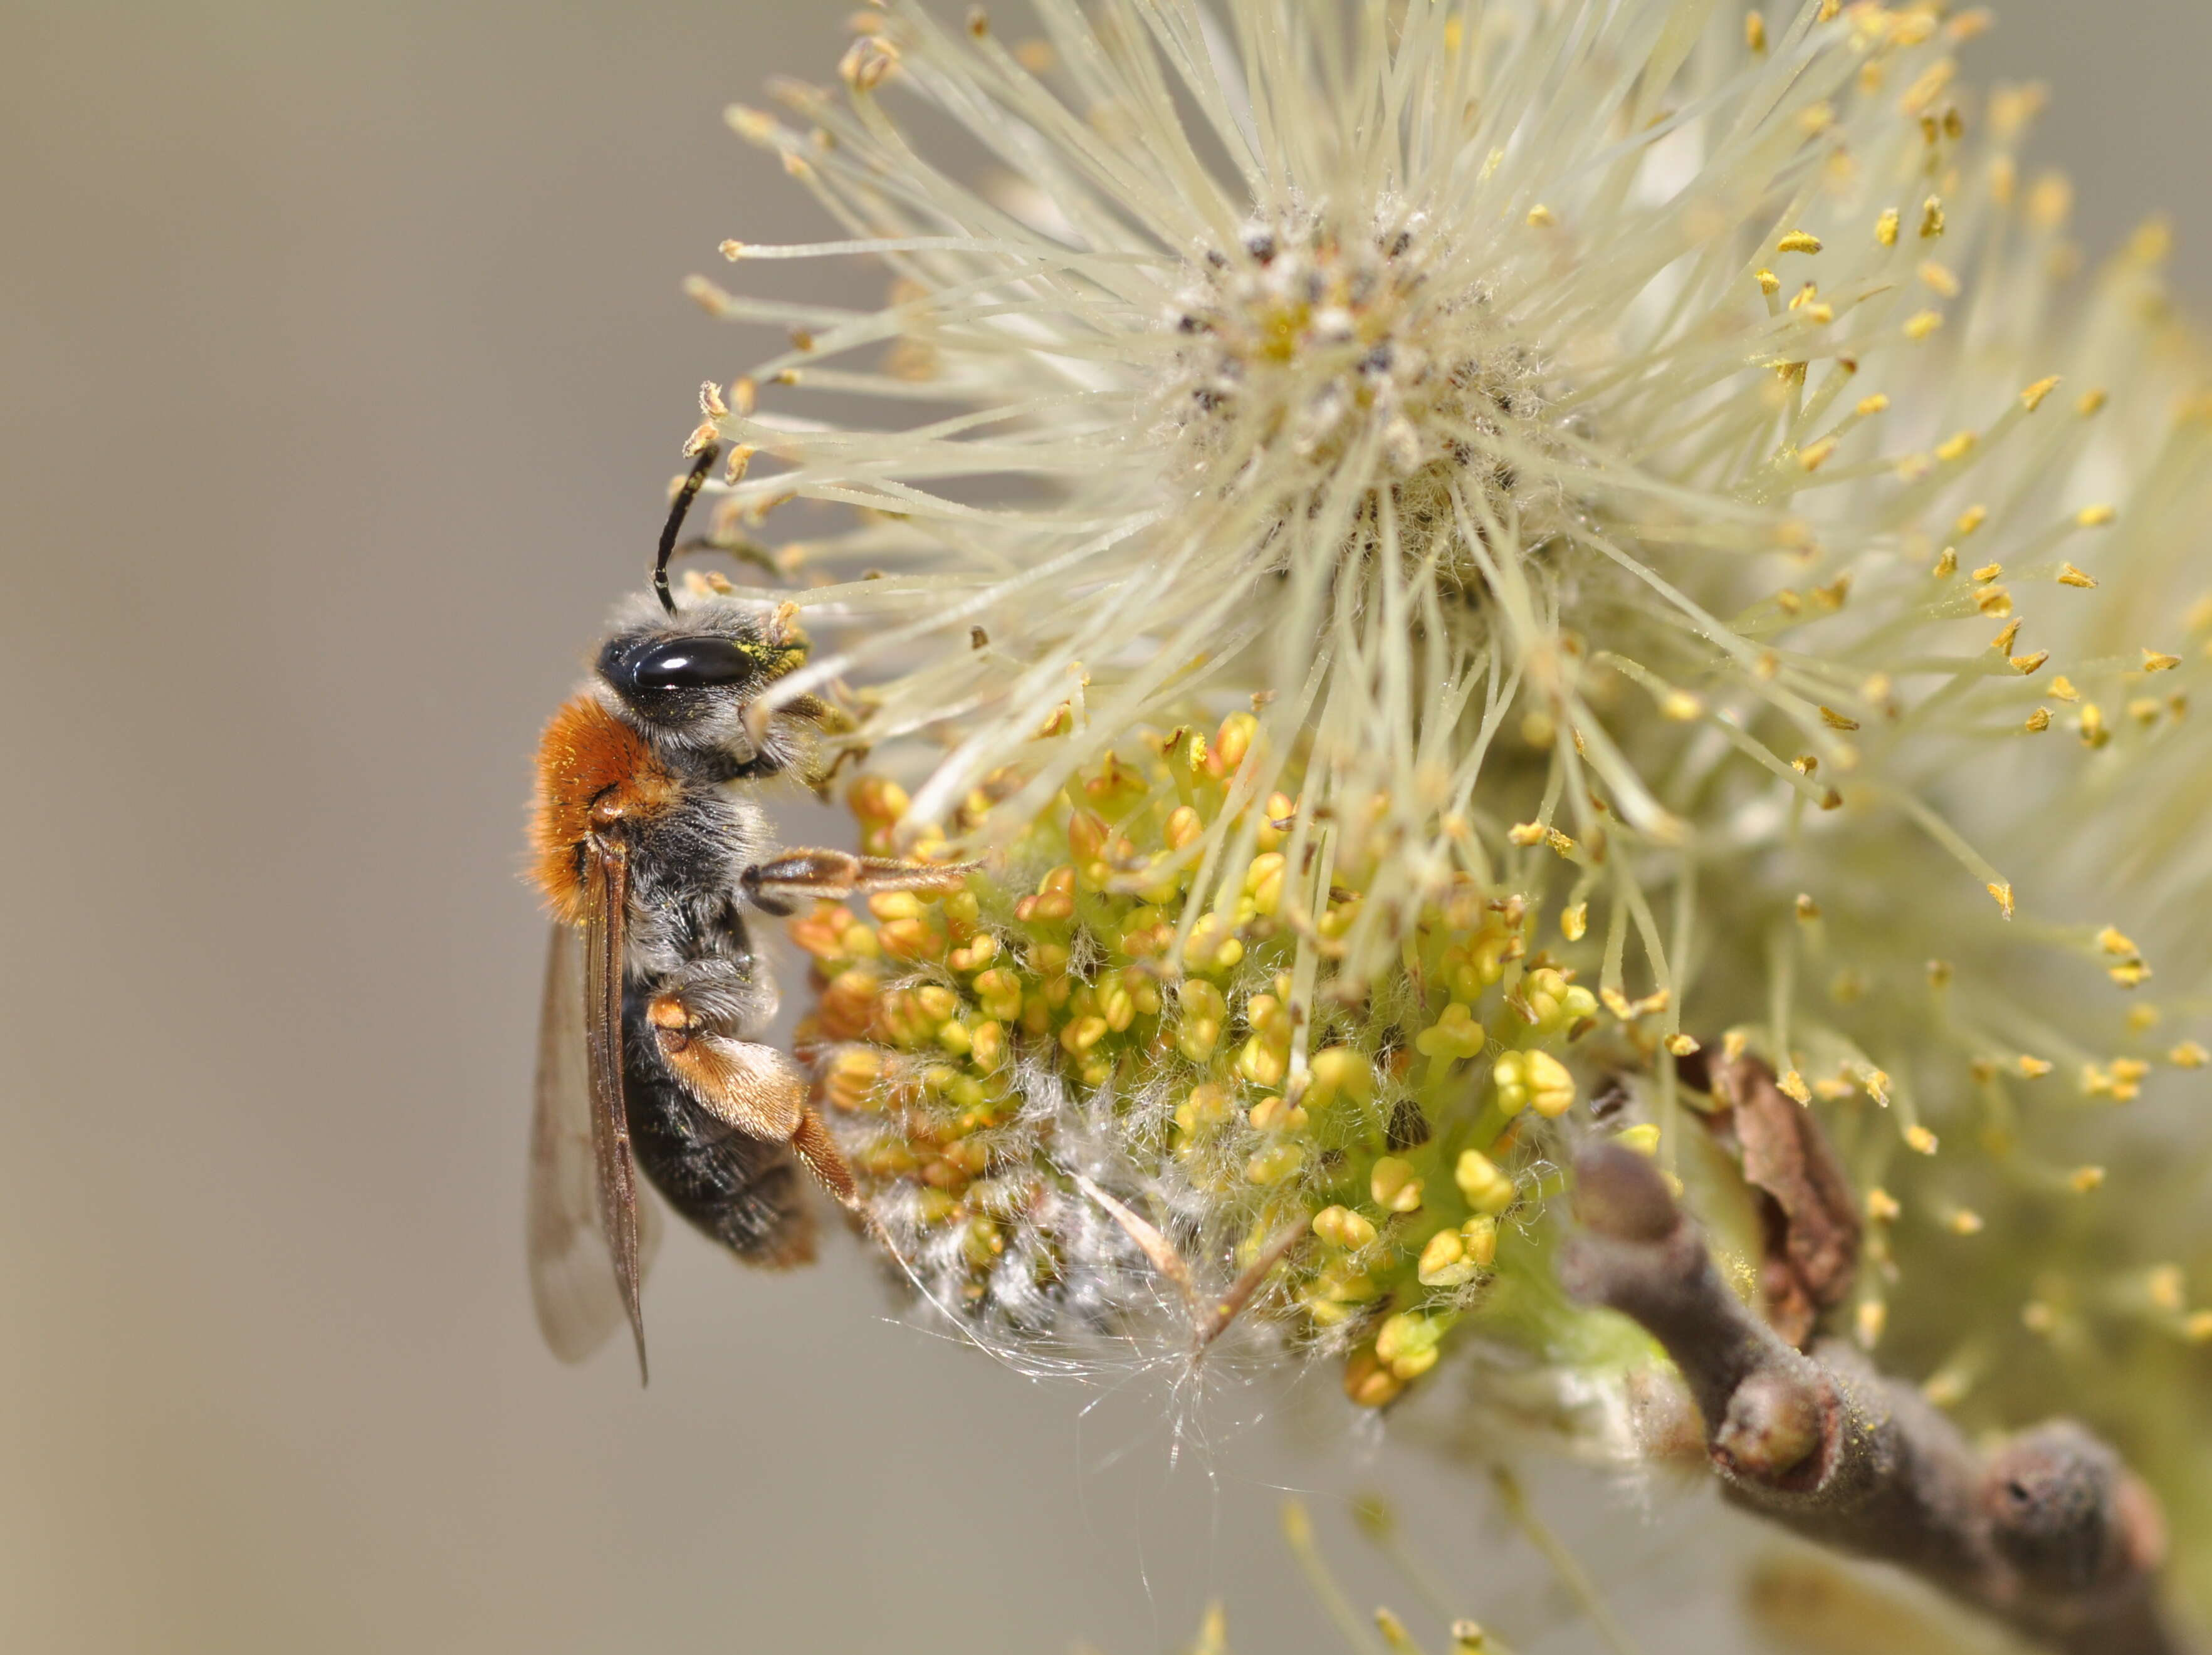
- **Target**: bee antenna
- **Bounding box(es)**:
[653,444,723,615]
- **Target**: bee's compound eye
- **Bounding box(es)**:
[622,636,758,692]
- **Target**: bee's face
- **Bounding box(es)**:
[594,597,800,745]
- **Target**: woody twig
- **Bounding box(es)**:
[1561,1134,2190,1655]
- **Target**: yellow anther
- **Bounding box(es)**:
[1744,11,1767,52]
[1858,1299,1888,1347]
[1525,203,1556,228]
[1493,1049,1575,1119]
[1905,310,1944,340]
[1936,431,1977,463]
[1875,207,1900,246]
[1919,196,1945,238]
[2078,704,2109,748]
[1918,259,1959,296]
[1777,1069,1811,1104]
[2011,650,2050,676]
[1312,1205,1379,1250]
[1987,882,2015,918]
[1615,1123,1661,1157]
[2171,1042,2209,1068]
[1417,1226,1480,1288]
[1560,902,1588,942]
[1904,1124,1939,1154]
[1932,546,1958,578]
[2068,1166,2106,1193]
[1454,1150,1515,1214]
[1856,393,1889,416]
[1776,230,1823,255]
[2077,504,2117,528]
[1799,437,1837,471]
[2143,649,2181,672]
[1666,1033,1701,1057]
[1416,1002,1486,1062]
[2023,707,2052,732]
[1866,1188,1901,1222]
[1949,1210,1983,1236]
[1244,1142,1303,1186]
[1371,1157,1425,1214]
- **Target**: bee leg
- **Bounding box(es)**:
[646,992,860,1210]
[741,848,975,915]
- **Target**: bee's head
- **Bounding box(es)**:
[590,442,826,766]
[595,598,804,740]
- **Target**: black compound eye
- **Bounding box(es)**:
[619,635,759,693]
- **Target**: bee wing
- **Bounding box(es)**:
[527,893,659,1378]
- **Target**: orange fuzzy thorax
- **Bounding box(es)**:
[528,695,679,924]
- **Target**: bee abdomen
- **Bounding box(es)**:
[622,1004,815,1268]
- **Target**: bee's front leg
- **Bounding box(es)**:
[644,988,857,1209]
[740,847,975,915]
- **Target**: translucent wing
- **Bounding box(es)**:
[526,902,660,1377]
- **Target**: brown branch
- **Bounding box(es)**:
[1559,1141,2193,1655]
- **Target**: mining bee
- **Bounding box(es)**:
[526,444,962,1381]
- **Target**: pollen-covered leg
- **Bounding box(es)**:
[646,992,856,1207]
[789,1107,859,1212]
[741,847,975,914]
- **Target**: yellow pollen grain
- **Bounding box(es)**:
[1777,230,1823,255]
[1905,310,1944,340]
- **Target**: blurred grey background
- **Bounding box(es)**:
[2,3,2206,1651]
